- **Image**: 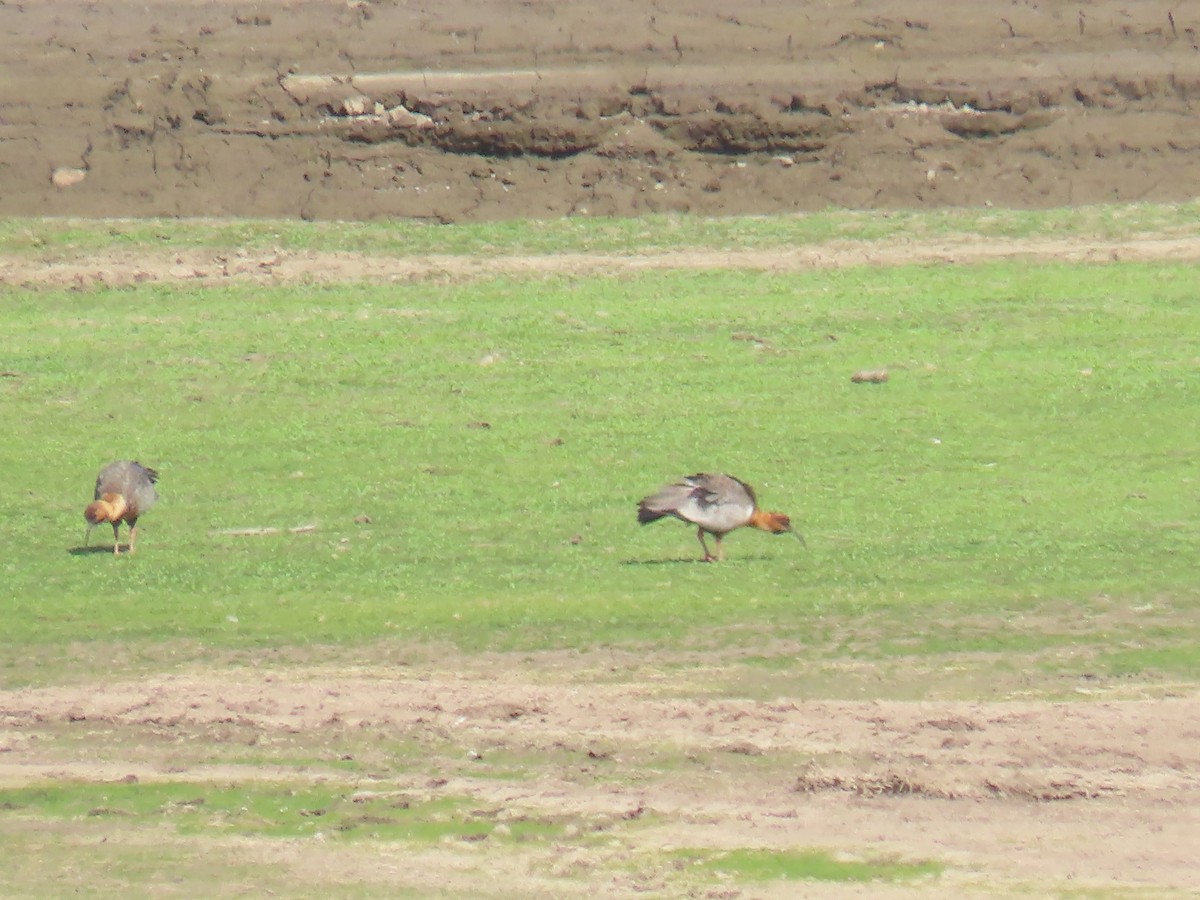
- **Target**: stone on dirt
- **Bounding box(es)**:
[51,167,87,189]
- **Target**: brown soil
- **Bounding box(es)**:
[4,0,1200,222]
[8,232,1200,292]
[2,655,1199,897]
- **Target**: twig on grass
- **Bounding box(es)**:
[214,524,319,536]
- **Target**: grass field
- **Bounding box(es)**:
[2,209,1198,689]
[4,200,1200,257]
[2,208,1199,896]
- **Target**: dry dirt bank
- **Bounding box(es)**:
[3,0,1200,222]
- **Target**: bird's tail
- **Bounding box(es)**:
[637,502,667,525]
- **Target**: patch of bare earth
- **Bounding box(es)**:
[6,233,1200,291]
[2,657,1199,897]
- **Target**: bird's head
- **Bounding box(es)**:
[751,510,806,546]
[84,501,108,525]
[761,511,793,534]
[84,493,127,525]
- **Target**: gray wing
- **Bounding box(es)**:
[637,480,698,523]
[94,461,123,499]
[95,460,158,513]
[689,474,756,507]
[679,474,756,533]
[128,461,159,513]
[639,473,755,533]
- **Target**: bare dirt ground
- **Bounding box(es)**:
[3,0,1200,221]
[2,656,1199,897]
[7,232,1200,291]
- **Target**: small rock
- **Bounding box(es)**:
[387,105,435,129]
[51,167,87,189]
[851,369,889,384]
[338,95,371,117]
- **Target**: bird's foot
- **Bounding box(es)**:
[702,553,717,563]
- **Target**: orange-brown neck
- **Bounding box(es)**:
[85,493,128,524]
[748,509,791,533]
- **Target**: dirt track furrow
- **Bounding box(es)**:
[5,672,1200,804]
[6,234,1200,290]
[3,670,1200,893]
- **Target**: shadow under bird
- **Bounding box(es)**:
[637,472,803,562]
[84,460,159,555]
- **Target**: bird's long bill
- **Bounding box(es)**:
[84,521,94,547]
[791,528,807,548]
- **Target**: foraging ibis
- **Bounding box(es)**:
[84,460,158,555]
[637,473,803,562]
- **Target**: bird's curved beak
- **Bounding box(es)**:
[84,521,94,547]
[791,528,806,548]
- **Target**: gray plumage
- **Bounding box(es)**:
[638,472,800,561]
[94,460,159,510]
[84,460,159,554]
[638,473,757,533]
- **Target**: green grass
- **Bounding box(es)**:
[0,781,943,888]
[685,847,942,884]
[2,199,1199,258]
[0,826,324,900]
[1,214,1198,689]
[0,781,574,844]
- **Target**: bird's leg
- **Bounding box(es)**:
[128,523,138,555]
[112,523,121,555]
[696,528,716,562]
[714,534,725,562]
